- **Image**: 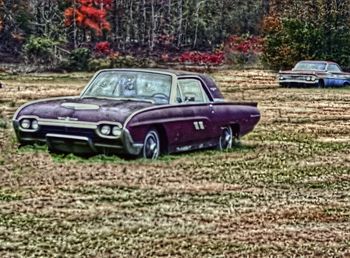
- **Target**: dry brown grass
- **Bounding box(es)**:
[0,70,349,257]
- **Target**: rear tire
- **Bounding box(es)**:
[142,130,160,159]
[218,126,233,150]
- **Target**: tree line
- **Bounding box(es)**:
[0,0,264,55]
[1,0,350,69]
[264,0,350,69]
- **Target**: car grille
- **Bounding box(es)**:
[290,75,307,80]
[39,125,96,138]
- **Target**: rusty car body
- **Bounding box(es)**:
[279,60,350,88]
[13,69,260,159]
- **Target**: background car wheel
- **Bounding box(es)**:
[318,80,325,88]
[218,126,233,150]
[142,130,160,159]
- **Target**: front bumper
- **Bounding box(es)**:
[279,79,319,87]
[13,121,143,156]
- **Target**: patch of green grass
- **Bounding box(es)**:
[18,144,48,153]
[18,142,256,165]
[0,190,22,202]
[0,118,8,129]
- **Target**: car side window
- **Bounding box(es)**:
[328,64,342,73]
[178,79,209,103]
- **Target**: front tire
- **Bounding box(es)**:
[218,126,233,150]
[142,130,160,159]
[318,79,325,88]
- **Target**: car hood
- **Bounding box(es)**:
[15,97,154,124]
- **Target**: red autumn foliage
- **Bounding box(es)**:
[179,51,225,66]
[223,35,264,65]
[95,41,111,55]
[64,0,111,36]
[224,35,264,54]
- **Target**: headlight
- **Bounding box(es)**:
[112,126,122,137]
[306,76,312,81]
[20,119,31,129]
[100,125,111,135]
[279,76,285,80]
[19,118,40,131]
[31,120,39,130]
[311,76,317,81]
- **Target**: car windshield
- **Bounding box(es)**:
[82,71,172,104]
[294,62,327,71]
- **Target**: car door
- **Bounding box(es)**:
[173,78,215,149]
[327,64,346,86]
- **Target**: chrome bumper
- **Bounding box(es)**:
[13,121,143,156]
[279,79,319,85]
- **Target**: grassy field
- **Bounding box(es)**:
[0,70,350,257]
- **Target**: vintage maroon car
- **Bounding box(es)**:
[13,69,260,159]
[279,60,350,87]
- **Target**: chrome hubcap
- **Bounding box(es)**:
[220,127,233,150]
[149,140,157,152]
[225,132,231,143]
[144,132,159,159]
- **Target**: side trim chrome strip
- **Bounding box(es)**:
[122,103,214,129]
[250,114,261,118]
[129,116,210,128]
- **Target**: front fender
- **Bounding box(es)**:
[121,128,144,155]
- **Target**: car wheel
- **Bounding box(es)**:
[142,130,160,159]
[218,126,233,150]
[318,80,325,88]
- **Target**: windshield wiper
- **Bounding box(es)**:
[80,96,99,99]
[117,97,155,104]
[81,96,154,104]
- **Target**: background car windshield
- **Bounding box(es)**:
[83,71,172,104]
[294,62,327,71]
